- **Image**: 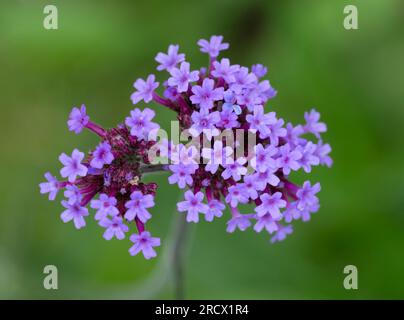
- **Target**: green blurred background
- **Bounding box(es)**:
[0,0,403,299]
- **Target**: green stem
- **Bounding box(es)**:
[172,214,189,300]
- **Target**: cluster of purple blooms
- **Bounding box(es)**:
[40,36,332,259]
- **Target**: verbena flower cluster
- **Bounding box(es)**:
[40,35,332,259]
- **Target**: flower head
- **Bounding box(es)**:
[41,36,332,259]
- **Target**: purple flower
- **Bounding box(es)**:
[124,191,155,223]
[252,169,280,190]
[267,117,287,146]
[190,78,224,110]
[304,109,327,137]
[164,85,179,101]
[219,108,240,128]
[211,58,239,83]
[201,140,233,174]
[40,36,333,257]
[205,199,225,222]
[222,90,242,115]
[130,74,159,104]
[99,216,129,240]
[250,143,277,173]
[129,231,160,259]
[189,109,220,140]
[255,192,286,220]
[297,141,320,173]
[237,89,261,111]
[155,44,185,72]
[271,224,293,243]
[258,80,277,101]
[168,62,199,93]
[39,172,59,200]
[225,184,249,207]
[125,108,160,141]
[254,213,279,234]
[226,212,251,233]
[68,104,89,134]
[251,64,267,78]
[197,35,229,58]
[284,123,304,147]
[276,144,302,175]
[64,185,82,204]
[60,200,89,229]
[241,174,259,200]
[59,149,88,183]
[221,157,247,181]
[256,80,277,102]
[170,144,199,165]
[296,181,321,211]
[168,163,198,189]
[230,67,257,94]
[282,203,301,223]
[314,141,333,167]
[294,206,317,222]
[90,193,119,220]
[246,105,276,138]
[90,141,114,169]
[177,190,208,223]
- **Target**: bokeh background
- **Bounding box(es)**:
[0,0,403,299]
